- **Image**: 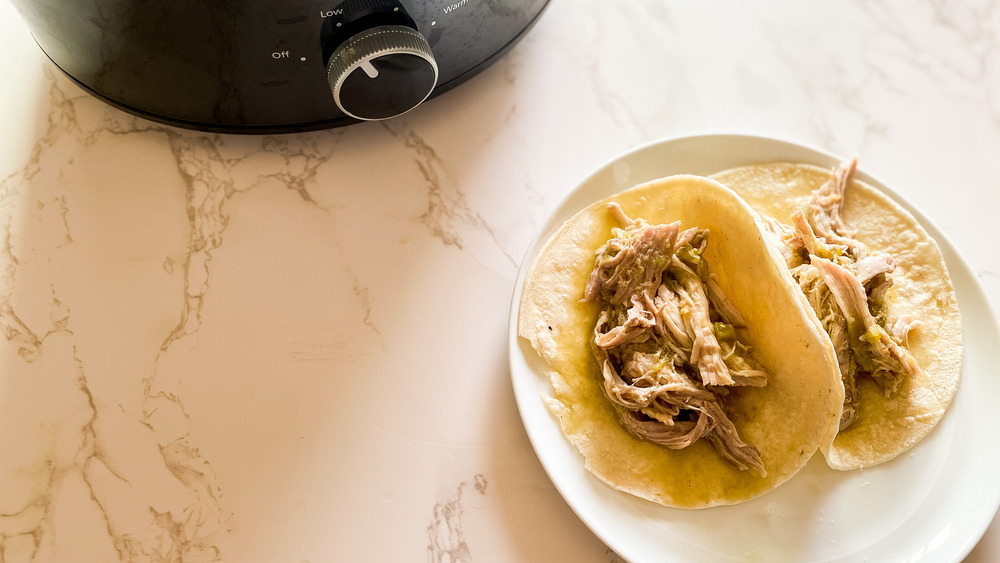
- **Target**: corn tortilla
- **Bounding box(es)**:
[518,175,843,507]
[711,163,963,470]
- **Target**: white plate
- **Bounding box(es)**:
[508,133,1000,563]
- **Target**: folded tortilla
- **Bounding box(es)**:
[711,162,963,470]
[518,175,843,507]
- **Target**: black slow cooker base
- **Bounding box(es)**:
[35,4,547,135]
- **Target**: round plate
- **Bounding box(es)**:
[508,133,1000,562]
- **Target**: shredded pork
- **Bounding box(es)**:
[773,159,922,431]
[585,203,767,476]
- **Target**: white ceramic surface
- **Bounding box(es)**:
[509,134,1000,563]
[2,1,999,561]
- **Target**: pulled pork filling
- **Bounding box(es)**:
[584,203,767,476]
[763,159,922,431]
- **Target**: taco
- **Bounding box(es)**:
[517,175,843,508]
[711,160,963,470]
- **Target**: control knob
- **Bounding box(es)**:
[324,1,438,121]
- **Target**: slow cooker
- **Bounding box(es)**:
[9,0,548,133]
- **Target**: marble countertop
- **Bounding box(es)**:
[2,1,999,561]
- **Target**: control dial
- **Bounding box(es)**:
[324,2,438,121]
